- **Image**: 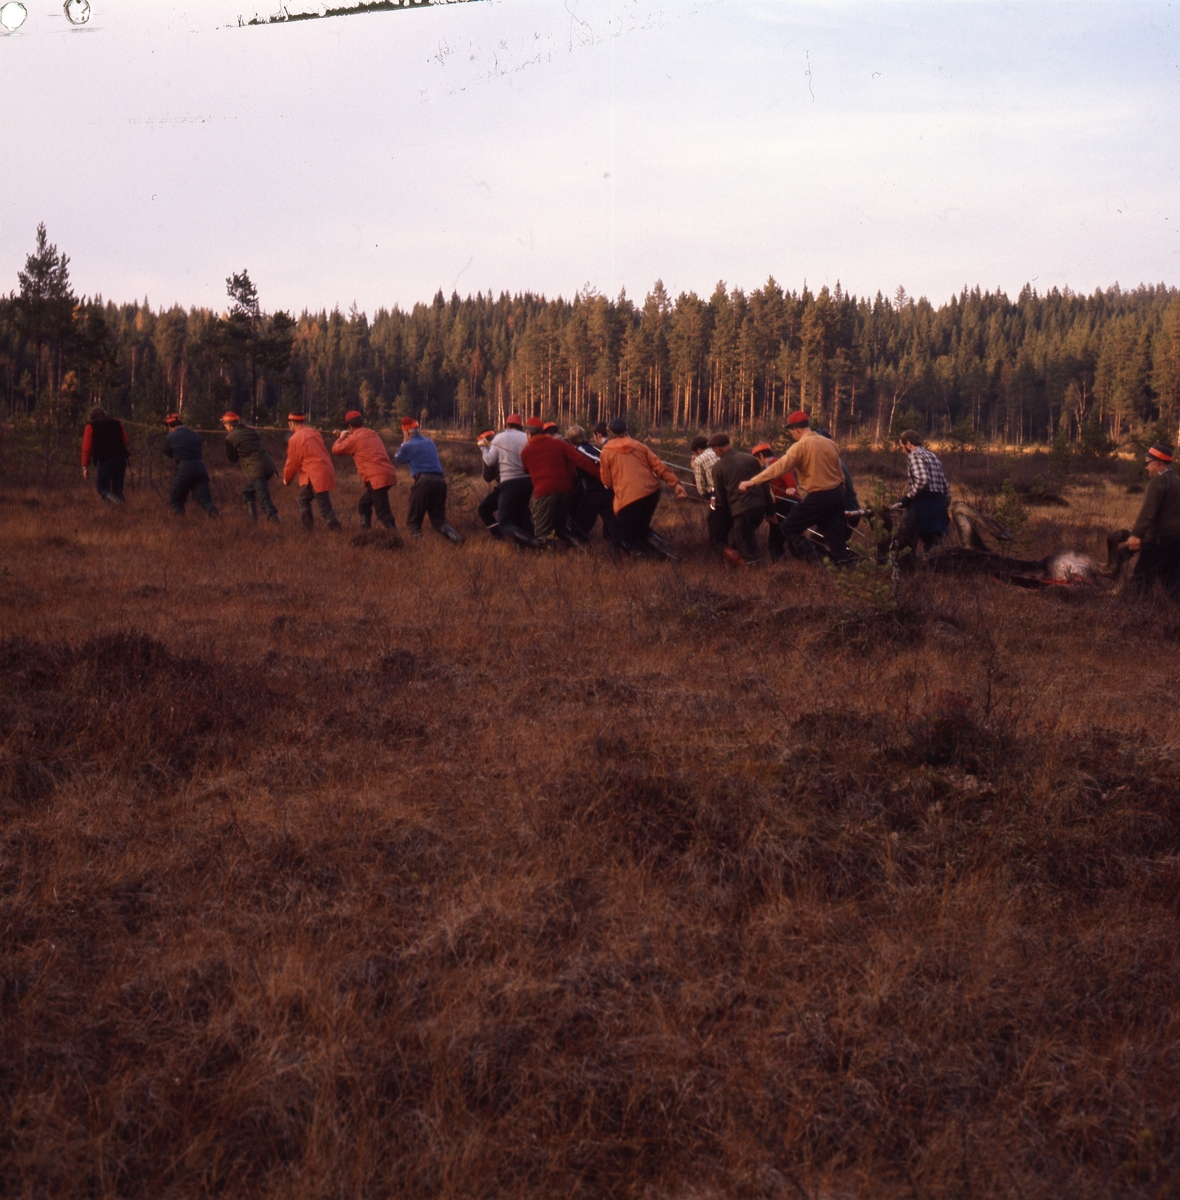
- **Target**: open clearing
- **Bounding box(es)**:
[1,441,1177,1198]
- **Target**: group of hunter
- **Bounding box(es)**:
[79,404,1180,600]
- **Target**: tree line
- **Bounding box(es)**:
[3,223,1179,449]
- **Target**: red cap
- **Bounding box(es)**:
[220,411,240,423]
[1147,444,1174,463]
[786,411,809,426]
[288,412,306,422]
[164,413,181,425]
[344,410,363,423]
[401,417,419,430]
[505,413,523,428]
[750,442,772,456]
[542,421,557,432]
[478,429,495,440]
[525,416,544,430]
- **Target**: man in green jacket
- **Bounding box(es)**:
[1126,443,1180,599]
[221,411,281,523]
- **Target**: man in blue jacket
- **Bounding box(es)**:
[162,413,220,518]
[393,418,462,544]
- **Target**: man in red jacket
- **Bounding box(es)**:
[331,410,399,531]
[519,416,600,545]
[282,413,341,531]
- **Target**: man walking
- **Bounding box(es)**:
[1126,443,1180,599]
[708,433,769,566]
[480,413,534,544]
[520,416,601,545]
[894,430,951,560]
[597,417,688,558]
[282,412,341,531]
[162,413,220,518]
[394,418,463,543]
[739,411,850,563]
[331,410,398,531]
[82,405,130,504]
[221,411,280,522]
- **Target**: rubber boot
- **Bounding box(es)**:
[327,518,342,532]
[302,510,314,531]
[268,512,282,524]
[501,523,541,550]
[359,512,372,530]
[245,497,259,521]
[643,530,679,562]
[437,522,464,545]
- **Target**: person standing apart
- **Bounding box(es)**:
[221,411,280,522]
[282,412,341,531]
[597,417,688,559]
[1126,443,1180,600]
[894,430,951,560]
[481,413,534,544]
[162,413,220,518]
[81,406,130,504]
[331,410,399,531]
[739,411,850,563]
[394,418,463,544]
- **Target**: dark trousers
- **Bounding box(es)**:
[781,487,850,562]
[497,476,534,537]
[729,507,765,562]
[170,461,219,516]
[478,486,502,535]
[573,481,617,543]
[767,499,792,561]
[242,475,279,519]
[893,493,949,561]
[358,483,396,529]
[615,489,661,550]
[407,473,448,530]
[710,504,766,563]
[532,492,573,540]
[95,457,127,503]
[1131,535,1180,600]
[297,483,339,526]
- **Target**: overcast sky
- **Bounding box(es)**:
[1,1,1177,316]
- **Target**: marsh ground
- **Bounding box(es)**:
[1,436,1177,1198]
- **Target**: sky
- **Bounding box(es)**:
[1,0,1177,317]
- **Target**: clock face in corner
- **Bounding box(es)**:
[64,0,91,25]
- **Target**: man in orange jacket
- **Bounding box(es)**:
[331,410,399,531]
[282,413,341,531]
[597,417,687,559]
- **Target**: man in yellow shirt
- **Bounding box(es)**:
[739,411,851,563]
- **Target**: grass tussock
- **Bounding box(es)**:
[1,455,1178,1199]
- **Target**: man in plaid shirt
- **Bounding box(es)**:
[894,430,951,559]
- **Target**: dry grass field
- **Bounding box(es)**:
[1,434,1178,1199]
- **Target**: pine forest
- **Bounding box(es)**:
[4,225,1180,450]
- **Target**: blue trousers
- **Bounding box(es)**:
[242,476,279,519]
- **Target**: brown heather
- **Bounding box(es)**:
[1,438,1177,1199]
